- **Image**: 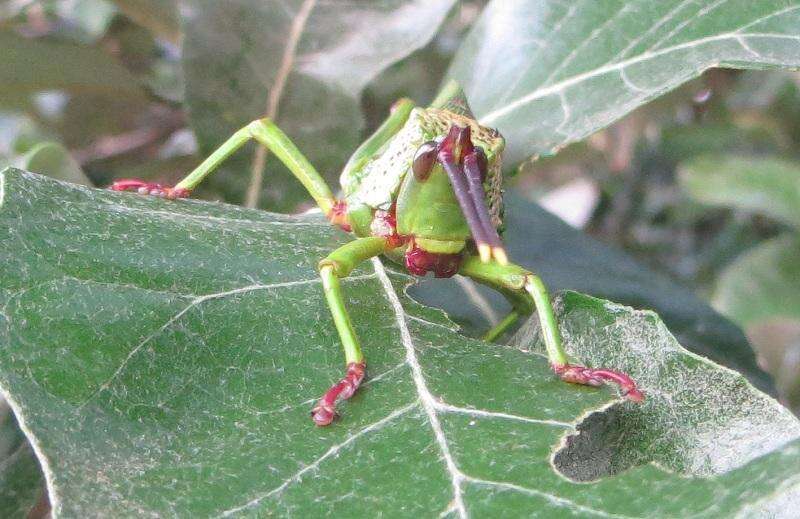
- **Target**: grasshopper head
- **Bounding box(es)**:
[413,108,505,233]
[410,122,507,265]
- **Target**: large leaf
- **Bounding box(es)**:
[2,168,799,516]
[412,194,773,393]
[679,154,800,228]
[0,30,144,101]
[181,0,456,211]
[448,0,800,166]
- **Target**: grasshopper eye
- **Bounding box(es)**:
[413,141,438,181]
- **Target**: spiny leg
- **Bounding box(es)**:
[111,118,342,220]
[459,256,644,401]
[111,101,415,224]
[312,237,392,426]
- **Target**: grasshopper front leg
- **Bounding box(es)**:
[460,256,644,401]
[313,237,392,425]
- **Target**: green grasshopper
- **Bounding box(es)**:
[111,82,643,426]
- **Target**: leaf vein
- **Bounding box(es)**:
[433,402,573,428]
[407,314,460,333]
[78,274,377,407]
[619,69,651,93]
[495,0,582,105]
[540,2,633,87]
[215,402,417,517]
[248,361,407,417]
[372,258,468,518]
[617,0,696,58]
[464,476,640,518]
[647,0,731,52]
[480,30,800,125]
[736,35,762,58]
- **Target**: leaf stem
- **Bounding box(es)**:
[244,0,317,208]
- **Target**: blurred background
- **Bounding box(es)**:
[1,2,799,511]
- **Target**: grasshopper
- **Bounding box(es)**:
[111,82,642,426]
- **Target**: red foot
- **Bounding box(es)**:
[553,364,644,402]
[311,362,366,426]
[110,179,190,199]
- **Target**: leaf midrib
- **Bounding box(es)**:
[480,3,800,125]
[371,257,468,518]
[199,258,605,518]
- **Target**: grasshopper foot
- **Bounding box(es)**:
[311,362,366,426]
[110,179,190,199]
[553,364,644,402]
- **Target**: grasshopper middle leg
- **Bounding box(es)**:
[459,255,644,401]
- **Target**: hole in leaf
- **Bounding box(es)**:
[552,402,645,482]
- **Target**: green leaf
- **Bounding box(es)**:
[0,30,145,99]
[679,154,800,228]
[2,168,799,516]
[181,0,456,211]
[17,142,92,187]
[715,235,800,327]
[413,194,773,393]
[448,0,800,167]
[511,293,800,485]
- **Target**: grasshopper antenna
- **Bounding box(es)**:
[438,125,508,265]
[462,140,507,265]
[438,128,490,257]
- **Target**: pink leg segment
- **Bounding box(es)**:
[327,200,352,232]
[553,364,644,402]
[110,179,190,199]
[404,245,462,278]
[311,362,366,426]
